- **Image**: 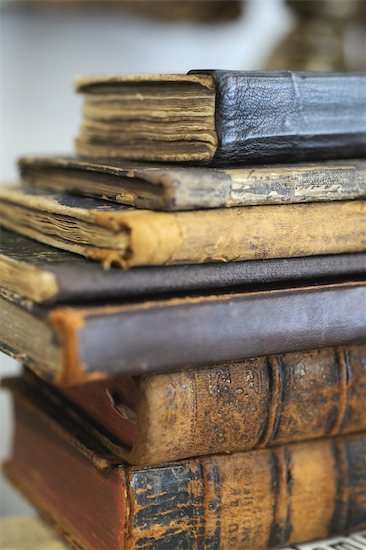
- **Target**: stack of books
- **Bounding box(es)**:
[1,70,365,549]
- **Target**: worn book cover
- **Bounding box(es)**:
[0,186,364,268]
[2,229,365,304]
[75,70,366,164]
[19,156,366,211]
[0,282,365,381]
[4,376,366,549]
[23,343,366,465]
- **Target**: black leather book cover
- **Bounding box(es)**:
[190,70,366,165]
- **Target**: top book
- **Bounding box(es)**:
[75,70,366,165]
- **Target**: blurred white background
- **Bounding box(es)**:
[0,0,292,516]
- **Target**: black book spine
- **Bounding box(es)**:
[190,70,366,165]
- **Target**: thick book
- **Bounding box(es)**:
[2,229,366,305]
[75,70,366,165]
[4,376,366,550]
[1,282,365,382]
[0,186,364,268]
[19,156,366,211]
[22,343,366,465]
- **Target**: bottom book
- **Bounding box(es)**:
[3,376,366,550]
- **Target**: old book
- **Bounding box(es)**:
[0,186,364,268]
[22,343,366,465]
[19,156,366,211]
[2,229,365,305]
[0,281,365,382]
[4,376,366,550]
[75,70,366,164]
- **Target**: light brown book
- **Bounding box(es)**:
[24,343,366,466]
[0,185,364,268]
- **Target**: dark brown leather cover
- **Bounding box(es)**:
[190,70,366,165]
[73,282,366,377]
[1,282,365,379]
[2,228,365,304]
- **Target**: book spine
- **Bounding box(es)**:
[203,70,366,165]
[130,344,366,464]
[5,387,366,549]
[51,283,366,380]
[127,433,366,548]
[117,200,366,267]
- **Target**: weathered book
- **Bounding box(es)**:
[19,156,366,211]
[4,376,366,550]
[1,282,365,382]
[0,186,364,268]
[22,343,366,465]
[2,229,366,305]
[0,515,68,550]
[75,71,366,165]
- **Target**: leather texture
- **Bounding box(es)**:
[1,282,365,380]
[27,344,366,467]
[1,186,365,268]
[4,378,366,549]
[191,70,366,165]
[74,283,366,377]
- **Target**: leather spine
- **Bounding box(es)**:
[4,384,366,549]
[201,70,366,165]
[71,282,366,377]
[128,344,366,464]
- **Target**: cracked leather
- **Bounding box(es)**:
[191,70,366,165]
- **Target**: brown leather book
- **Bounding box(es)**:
[4,376,366,550]
[23,343,366,465]
[0,185,365,268]
[1,282,365,382]
[19,156,366,211]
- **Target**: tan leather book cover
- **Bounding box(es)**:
[25,343,366,466]
[0,185,365,268]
